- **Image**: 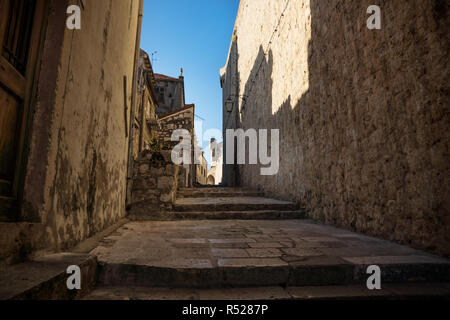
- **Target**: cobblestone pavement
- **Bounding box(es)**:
[91,219,448,281]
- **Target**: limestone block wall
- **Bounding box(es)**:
[157,106,195,148]
[129,151,181,219]
[223,0,449,256]
[157,106,195,186]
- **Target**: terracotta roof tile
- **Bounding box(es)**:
[158,104,195,119]
[154,73,180,81]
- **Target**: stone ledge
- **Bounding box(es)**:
[83,283,450,300]
[128,210,306,221]
[0,253,97,300]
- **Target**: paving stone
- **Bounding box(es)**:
[279,241,295,248]
[245,234,273,240]
[91,220,450,289]
[269,236,294,241]
[382,283,450,297]
[247,248,283,258]
[211,249,249,258]
[288,255,352,266]
[281,248,324,257]
[287,285,391,299]
[343,255,450,265]
[319,246,400,257]
[248,242,283,248]
[218,258,288,267]
[209,238,256,244]
[210,243,250,249]
[197,286,291,300]
[174,197,298,212]
[84,286,199,300]
[84,284,450,300]
[169,238,207,244]
[301,237,340,242]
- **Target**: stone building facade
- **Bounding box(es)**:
[154,71,186,116]
[157,104,196,187]
[196,152,208,185]
[221,0,449,257]
[133,49,160,159]
[207,138,223,185]
[0,0,143,264]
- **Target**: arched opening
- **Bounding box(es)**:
[207,175,215,185]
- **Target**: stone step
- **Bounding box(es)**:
[84,283,450,300]
[0,253,97,300]
[179,187,255,192]
[96,254,450,289]
[177,188,263,198]
[128,210,306,221]
[90,220,450,293]
[173,197,299,212]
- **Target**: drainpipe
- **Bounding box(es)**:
[126,0,144,208]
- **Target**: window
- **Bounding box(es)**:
[2,0,36,74]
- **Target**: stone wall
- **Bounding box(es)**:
[129,151,182,220]
[158,105,195,186]
[133,50,159,159]
[157,105,195,148]
[222,0,449,256]
[0,0,141,263]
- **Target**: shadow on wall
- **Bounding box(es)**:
[234,0,449,257]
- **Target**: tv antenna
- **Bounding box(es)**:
[150,51,158,66]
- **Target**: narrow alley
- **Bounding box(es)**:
[0,0,448,308]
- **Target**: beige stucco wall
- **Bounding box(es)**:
[21,0,140,252]
[196,156,208,185]
[222,0,449,256]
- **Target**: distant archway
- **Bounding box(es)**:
[207,175,215,185]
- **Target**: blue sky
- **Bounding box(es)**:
[141,0,239,153]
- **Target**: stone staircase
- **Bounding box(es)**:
[177,187,263,198]
[80,188,450,300]
[129,187,306,221]
[83,200,450,300]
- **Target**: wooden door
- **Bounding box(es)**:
[0,0,46,220]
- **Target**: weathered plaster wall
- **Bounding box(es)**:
[21,0,140,252]
[223,0,449,256]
